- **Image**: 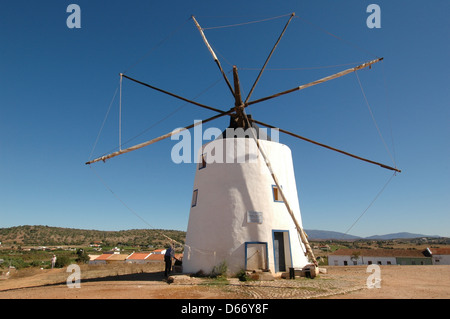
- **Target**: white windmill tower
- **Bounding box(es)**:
[182,115,311,274]
[86,13,400,276]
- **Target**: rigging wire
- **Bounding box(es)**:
[89,86,119,161]
[381,60,397,166]
[89,166,225,256]
[119,74,123,151]
[342,172,397,239]
[209,42,234,68]
[294,15,380,59]
[201,13,293,30]
[92,70,231,160]
[89,165,184,246]
[355,70,397,168]
[122,17,192,74]
[238,61,367,71]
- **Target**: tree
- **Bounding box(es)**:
[76,248,90,264]
[54,255,70,268]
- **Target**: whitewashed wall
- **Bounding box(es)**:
[183,138,310,274]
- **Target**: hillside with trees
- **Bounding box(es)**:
[0,225,185,247]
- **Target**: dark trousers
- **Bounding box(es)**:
[164,256,172,276]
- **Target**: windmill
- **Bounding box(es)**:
[86,13,400,276]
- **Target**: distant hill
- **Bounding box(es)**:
[0,226,441,246]
[304,229,361,240]
[366,232,441,240]
[305,229,441,240]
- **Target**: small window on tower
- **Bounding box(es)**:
[272,185,283,202]
[191,189,198,207]
[199,154,206,170]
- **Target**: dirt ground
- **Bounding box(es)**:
[0,264,449,299]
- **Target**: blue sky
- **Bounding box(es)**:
[1,1,449,237]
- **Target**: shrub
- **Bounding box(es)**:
[54,255,71,268]
[29,260,44,267]
[76,249,90,264]
[211,261,227,278]
[236,269,250,282]
[2,258,27,270]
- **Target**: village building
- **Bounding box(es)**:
[427,248,450,265]
[89,250,182,265]
[89,252,127,264]
[107,254,128,263]
[89,253,110,265]
[146,254,165,262]
[125,252,153,264]
[151,249,166,255]
[88,254,101,264]
[328,249,432,266]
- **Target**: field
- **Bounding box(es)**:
[1,226,449,300]
[1,263,449,299]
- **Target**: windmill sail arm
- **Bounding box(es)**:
[86,111,232,165]
[121,74,226,114]
[252,118,401,173]
[244,12,295,103]
[246,57,383,107]
[191,16,235,97]
[192,15,218,61]
[86,128,185,165]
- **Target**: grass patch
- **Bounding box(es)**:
[202,275,229,286]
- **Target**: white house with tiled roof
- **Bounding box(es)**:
[328,249,432,266]
[427,248,450,265]
[89,252,128,264]
[126,252,153,264]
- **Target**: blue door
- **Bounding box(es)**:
[273,231,286,272]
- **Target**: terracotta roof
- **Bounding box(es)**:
[140,253,183,261]
[89,255,101,261]
[107,254,128,261]
[329,249,427,258]
[429,248,450,255]
[95,253,114,260]
[126,252,152,260]
[147,254,165,261]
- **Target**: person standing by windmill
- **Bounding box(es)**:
[164,244,175,277]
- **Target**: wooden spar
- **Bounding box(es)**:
[121,74,226,115]
[251,118,401,173]
[191,16,235,98]
[246,58,384,107]
[244,13,295,104]
[86,110,232,165]
[232,66,246,127]
[241,109,318,266]
[233,66,243,107]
